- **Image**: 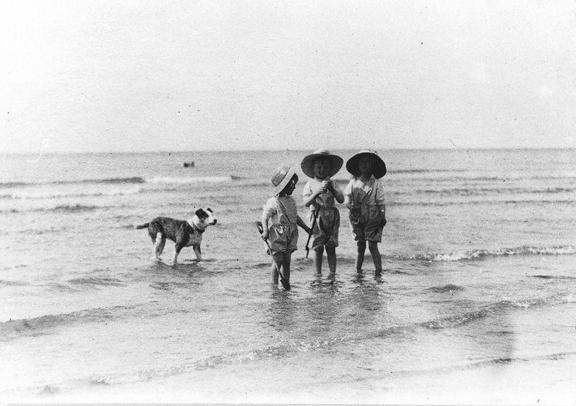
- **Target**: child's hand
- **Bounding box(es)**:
[321,180,331,193]
[262,232,269,241]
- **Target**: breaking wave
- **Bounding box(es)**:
[0,175,241,189]
[0,205,106,214]
[394,174,576,183]
[0,177,145,188]
[393,245,576,262]
[0,182,28,188]
[391,199,576,207]
[391,168,468,174]
[147,175,238,184]
[0,304,141,342]
[0,176,245,200]
[424,284,465,293]
[67,277,126,288]
[0,187,142,200]
[414,186,576,196]
[52,204,108,213]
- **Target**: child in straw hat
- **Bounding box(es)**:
[261,166,310,289]
[344,150,387,276]
[301,150,344,279]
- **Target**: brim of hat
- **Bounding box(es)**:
[345,152,387,178]
[274,167,296,195]
[300,154,343,179]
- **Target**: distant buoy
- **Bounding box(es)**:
[183,161,195,168]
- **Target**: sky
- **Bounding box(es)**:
[1,0,575,153]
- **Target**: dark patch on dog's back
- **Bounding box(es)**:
[147,217,194,243]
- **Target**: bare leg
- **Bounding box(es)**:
[356,241,366,272]
[271,253,283,285]
[313,246,324,275]
[368,241,382,275]
[326,246,337,279]
[283,252,291,285]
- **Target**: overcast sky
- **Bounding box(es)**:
[1,0,575,153]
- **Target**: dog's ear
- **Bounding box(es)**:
[195,208,208,218]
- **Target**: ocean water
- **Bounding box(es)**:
[1,149,576,403]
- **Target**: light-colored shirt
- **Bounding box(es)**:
[344,176,385,208]
[262,196,297,225]
[302,179,342,210]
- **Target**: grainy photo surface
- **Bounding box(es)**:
[1,1,576,404]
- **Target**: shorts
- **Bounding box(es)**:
[268,224,298,255]
[349,205,384,243]
[310,207,340,249]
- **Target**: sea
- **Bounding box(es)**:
[1,149,575,404]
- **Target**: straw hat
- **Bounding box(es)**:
[346,149,387,179]
[271,166,296,195]
[300,149,343,179]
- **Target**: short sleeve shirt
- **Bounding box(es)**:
[262,196,298,225]
[344,176,385,207]
[302,179,342,210]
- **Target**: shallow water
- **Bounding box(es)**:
[1,149,575,402]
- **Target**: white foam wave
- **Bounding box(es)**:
[147,176,234,184]
[2,186,142,200]
[406,245,576,262]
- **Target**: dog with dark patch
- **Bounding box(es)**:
[136,208,217,264]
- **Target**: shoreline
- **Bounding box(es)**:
[6,351,576,404]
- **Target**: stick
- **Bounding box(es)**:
[305,206,320,258]
[255,221,290,290]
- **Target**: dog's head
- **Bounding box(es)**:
[190,208,217,231]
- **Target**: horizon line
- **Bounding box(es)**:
[2,146,576,155]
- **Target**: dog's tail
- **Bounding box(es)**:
[135,223,149,230]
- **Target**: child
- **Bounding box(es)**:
[261,166,310,290]
[344,149,387,275]
[301,150,344,279]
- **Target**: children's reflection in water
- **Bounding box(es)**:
[266,273,390,342]
[267,290,297,332]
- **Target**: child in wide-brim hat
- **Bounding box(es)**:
[261,166,310,289]
[301,149,344,280]
[344,150,387,276]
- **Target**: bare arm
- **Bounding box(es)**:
[261,199,273,240]
[297,215,312,235]
[375,180,386,225]
[261,213,270,240]
[378,203,386,226]
[328,180,344,204]
[303,188,324,207]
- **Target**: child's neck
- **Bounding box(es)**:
[315,176,328,181]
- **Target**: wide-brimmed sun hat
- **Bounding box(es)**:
[346,149,387,179]
[300,149,343,179]
[271,166,297,195]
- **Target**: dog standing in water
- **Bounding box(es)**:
[137,208,217,264]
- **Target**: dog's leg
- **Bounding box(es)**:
[193,245,202,261]
[154,233,166,260]
[172,243,184,266]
